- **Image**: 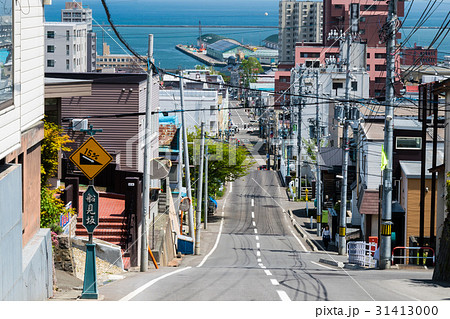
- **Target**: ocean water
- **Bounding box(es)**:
[45,0,450,69]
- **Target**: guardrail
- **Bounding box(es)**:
[348,241,377,268]
[391,246,435,266]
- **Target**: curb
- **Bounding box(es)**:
[319,258,344,268]
[287,210,318,252]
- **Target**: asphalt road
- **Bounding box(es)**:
[98,101,449,302]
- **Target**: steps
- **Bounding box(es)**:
[75,216,128,248]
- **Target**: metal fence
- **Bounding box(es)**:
[347,241,377,268]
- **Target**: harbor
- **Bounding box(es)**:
[175,44,227,67]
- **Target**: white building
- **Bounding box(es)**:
[0,0,53,300]
[45,22,88,73]
[159,70,229,137]
[278,0,323,63]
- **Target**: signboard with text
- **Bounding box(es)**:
[83,185,99,233]
[69,137,113,180]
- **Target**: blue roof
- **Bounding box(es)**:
[159,114,180,127]
[0,49,10,64]
[208,39,240,53]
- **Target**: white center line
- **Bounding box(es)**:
[256,242,260,249]
[251,198,254,206]
[256,251,261,257]
[254,228,258,234]
[270,279,279,286]
[264,270,272,276]
[119,267,191,301]
[257,258,262,263]
[277,290,291,301]
[259,264,266,269]
[251,212,254,219]
[255,235,259,241]
[252,221,256,227]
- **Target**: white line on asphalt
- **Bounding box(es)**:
[270,279,279,286]
[277,290,291,301]
[264,270,272,276]
[257,250,261,257]
[197,217,224,268]
[119,267,191,301]
[258,263,266,269]
[254,228,258,234]
[251,212,254,219]
[229,182,232,193]
[257,258,262,262]
[289,229,309,253]
[311,261,338,271]
[255,235,259,241]
[251,198,254,206]
[252,221,256,227]
[256,242,260,249]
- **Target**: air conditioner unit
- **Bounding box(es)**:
[71,119,88,131]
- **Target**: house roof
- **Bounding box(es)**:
[400,161,432,179]
[45,72,148,84]
[358,189,379,215]
[318,147,343,168]
[198,33,225,45]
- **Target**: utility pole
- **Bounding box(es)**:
[203,145,209,230]
[315,69,322,237]
[179,71,195,241]
[297,67,303,200]
[339,31,351,255]
[195,122,205,255]
[380,0,397,270]
[141,34,153,272]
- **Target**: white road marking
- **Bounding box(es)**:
[257,258,262,263]
[256,242,260,249]
[259,263,266,269]
[264,270,272,276]
[254,228,258,234]
[229,182,232,193]
[277,290,291,301]
[119,267,191,301]
[256,251,261,257]
[252,221,256,227]
[255,235,259,241]
[289,229,308,253]
[197,217,224,268]
[311,261,338,271]
[251,212,255,219]
[270,279,279,286]
[251,198,254,206]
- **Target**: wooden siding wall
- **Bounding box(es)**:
[62,82,143,172]
[406,178,437,242]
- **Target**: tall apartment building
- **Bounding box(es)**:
[45,22,88,73]
[61,1,96,72]
[278,0,323,63]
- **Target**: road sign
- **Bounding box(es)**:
[70,137,113,180]
[83,185,99,233]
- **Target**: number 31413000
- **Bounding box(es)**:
[376,306,438,316]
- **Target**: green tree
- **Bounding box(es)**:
[40,120,73,230]
[239,57,263,88]
[187,129,255,199]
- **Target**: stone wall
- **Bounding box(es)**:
[53,235,75,274]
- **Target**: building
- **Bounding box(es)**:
[206,39,253,62]
[45,22,88,73]
[1,0,53,300]
[159,70,229,137]
[278,0,323,63]
[96,42,147,73]
[263,34,279,50]
[401,43,438,66]
[60,1,96,72]
[249,48,279,66]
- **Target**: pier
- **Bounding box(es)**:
[175,45,227,67]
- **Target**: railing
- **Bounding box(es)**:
[391,246,435,266]
[348,241,377,268]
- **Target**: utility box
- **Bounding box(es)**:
[368,236,378,254]
[177,235,194,255]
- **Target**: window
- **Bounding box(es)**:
[47,31,55,39]
[375,77,385,83]
[66,59,70,70]
[367,65,370,71]
[375,64,386,71]
[66,30,70,41]
[47,60,55,67]
[47,45,55,53]
[0,0,13,109]
[351,81,357,91]
[333,82,344,90]
[396,137,422,150]
[66,45,70,55]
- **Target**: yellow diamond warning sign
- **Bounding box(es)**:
[69,137,113,180]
